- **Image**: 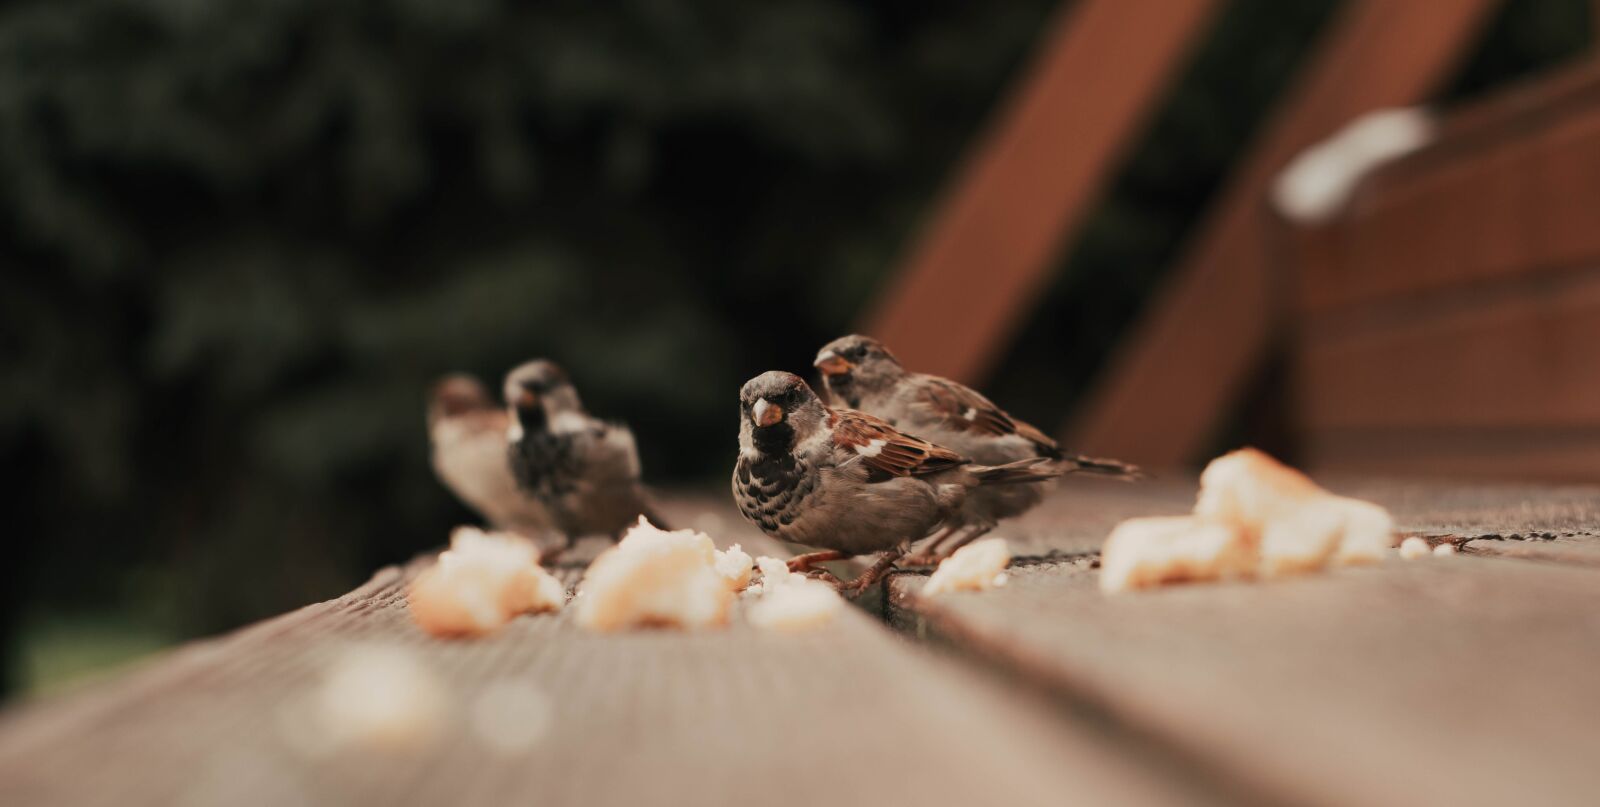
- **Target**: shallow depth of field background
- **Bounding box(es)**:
[0,0,1590,698]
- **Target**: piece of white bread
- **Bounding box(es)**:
[1196,448,1396,574]
[1102,448,1397,592]
[713,543,755,592]
[923,538,1012,595]
[746,576,843,631]
[574,518,735,631]
[408,527,565,637]
[1100,516,1255,593]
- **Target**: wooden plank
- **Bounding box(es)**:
[1464,533,1600,566]
[1296,268,1600,431]
[0,505,1203,807]
[1066,0,1497,467]
[1297,67,1600,313]
[890,555,1600,807]
[1305,428,1600,483]
[861,0,1219,384]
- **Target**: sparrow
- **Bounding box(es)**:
[504,359,669,555]
[731,370,1063,593]
[427,374,556,541]
[814,334,1141,561]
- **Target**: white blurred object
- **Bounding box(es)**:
[1433,542,1458,557]
[287,644,448,756]
[1273,107,1435,224]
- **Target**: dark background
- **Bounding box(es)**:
[0,0,1589,698]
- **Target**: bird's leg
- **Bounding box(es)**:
[786,550,850,574]
[839,546,908,597]
[930,523,994,559]
[902,525,956,566]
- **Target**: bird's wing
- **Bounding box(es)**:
[830,409,967,481]
[915,376,1059,456]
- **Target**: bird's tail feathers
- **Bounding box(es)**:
[972,457,1061,486]
[1057,453,1145,481]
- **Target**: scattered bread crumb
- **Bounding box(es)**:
[1195,448,1323,526]
[313,645,447,753]
[1195,448,1396,574]
[1100,516,1255,593]
[746,578,843,631]
[714,543,754,592]
[1433,543,1457,557]
[574,518,734,631]
[1257,503,1345,577]
[755,555,799,588]
[1103,448,1397,592]
[923,538,1012,595]
[1398,536,1431,560]
[1328,496,1396,566]
[409,527,565,637]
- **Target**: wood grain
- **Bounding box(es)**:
[892,554,1600,807]
[862,0,1218,384]
[1296,268,1600,431]
[1304,428,1600,483]
[1067,0,1496,467]
[0,504,1201,807]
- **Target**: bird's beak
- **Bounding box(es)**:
[515,388,539,408]
[815,352,853,377]
[752,398,784,427]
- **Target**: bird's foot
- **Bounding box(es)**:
[836,551,906,598]
[802,568,847,589]
[901,552,942,567]
[786,550,848,574]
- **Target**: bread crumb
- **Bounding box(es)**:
[409,527,565,637]
[755,555,800,587]
[1104,449,1398,592]
[574,518,734,631]
[1433,542,1457,557]
[714,543,754,592]
[1329,496,1396,565]
[1398,536,1431,560]
[1257,501,1348,577]
[1196,448,1395,571]
[924,538,1012,595]
[746,578,843,631]
[1100,516,1254,593]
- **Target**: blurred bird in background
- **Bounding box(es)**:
[427,374,556,547]
[505,360,668,560]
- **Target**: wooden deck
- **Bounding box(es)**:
[2,483,1597,806]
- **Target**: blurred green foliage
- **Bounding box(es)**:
[0,0,1591,696]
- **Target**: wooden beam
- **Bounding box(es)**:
[1065,0,1498,467]
[859,0,1220,384]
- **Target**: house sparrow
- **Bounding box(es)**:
[732,371,1063,593]
[504,360,668,555]
[814,334,1141,561]
[427,374,555,541]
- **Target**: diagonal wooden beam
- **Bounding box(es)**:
[859,0,1221,384]
[1066,0,1499,467]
